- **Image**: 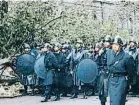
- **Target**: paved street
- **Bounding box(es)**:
[0,95,139,105]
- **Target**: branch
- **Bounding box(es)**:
[46,16,62,26]
[36,16,63,31]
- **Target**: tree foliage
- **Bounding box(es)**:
[0,0,138,58]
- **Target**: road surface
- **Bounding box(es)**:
[0,95,139,105]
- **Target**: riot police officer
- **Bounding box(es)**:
[66,39,85,99]
[41,43,59,102]
[93,42,103,65]
[21,43,36,96]
[61,44,73,97]
[34,43,46,96]
[125,38,139,95]
[98,35,112,105]
[53,43,66,101]
[107,36,135,105]
[21,43,30,95]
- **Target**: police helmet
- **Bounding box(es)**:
[104,35,112,42]
[112,36,123,45]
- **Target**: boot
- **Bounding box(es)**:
[31,89,35,96]
[22,89,28,96]
[22,86,28,96]
[22,91,28,96]
[83,91,87,99]
[70,93,78,99]
[48,95,51,99]
[53,94,60,101]
[31,85,35,96]
[61,93,67,97]
[70,86,78,99]
[41,97,48,102]
[101,102,105,105]
[61,87,68,97]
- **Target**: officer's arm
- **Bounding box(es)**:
[44,53,52,68]
[125,56,136,77]
[51,54,59,69]
[100,50,108,71]
[65,52,72,64]
[59,56,66,69]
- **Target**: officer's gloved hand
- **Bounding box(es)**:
[99,49,104,56]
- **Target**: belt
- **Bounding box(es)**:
[110,72,127,77]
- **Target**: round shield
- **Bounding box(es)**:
[76,59,98,83]
[34,55,46,79]
[16,54,35,75]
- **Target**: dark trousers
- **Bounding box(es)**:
[44,85,60,98]
[24,85,27,93]
[98,72,108,103]
[99,85,107,103]
[44,85,52,98]
[71,85,78,95]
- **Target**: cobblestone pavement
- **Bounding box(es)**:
[0,95,139,105]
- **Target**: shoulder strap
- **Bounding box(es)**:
[109,51,125,68]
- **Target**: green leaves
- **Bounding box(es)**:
[0,1,136,58]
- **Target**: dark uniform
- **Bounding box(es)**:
[107,36,135,105]
[92,43,103,95]
[41,43,59,102]
[43,51,58,98]
[125,40,139,94]
[66,48,85,98]
[98,36,112,105]
[53,52,66,100]
[66,38,95,99]
[21,43,37,95]
[61,44,73,96]
[98,48,109,105]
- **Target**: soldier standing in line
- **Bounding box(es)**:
[98,35,112,105]
[125,39,139,95]
[66,39,85,99]
[61,44,73,97]
[107,36,135,105]
[21,43,35,96]
[53,43,67,101]
[41,43,59,102]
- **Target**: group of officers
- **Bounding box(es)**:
[16,35,139,105]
